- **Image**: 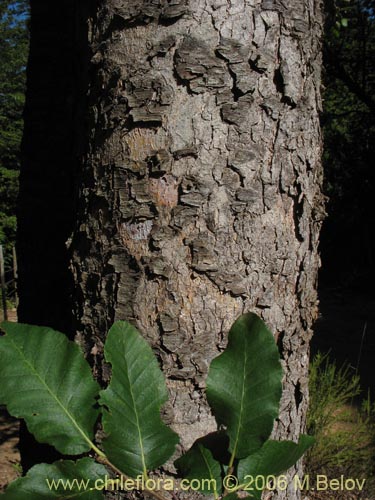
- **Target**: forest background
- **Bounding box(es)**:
[1,0,374,292]
[0,0,375,496]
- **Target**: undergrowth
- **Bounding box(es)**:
[306,352,375,495]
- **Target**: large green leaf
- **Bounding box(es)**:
[0,322,100,454]
[206,313,282,459]
[0,458,107,499]
[175,438,223,498]
[100,321,179,477]
[237,435,315,484]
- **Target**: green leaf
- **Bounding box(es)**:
[0,322,100,455]
[206,313,282,459]
[237,435,315,484]
[341,17,348,27]
[175,439,222,498]
[0,458,107,499]
[100,321,179,477]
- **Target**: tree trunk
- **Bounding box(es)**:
[71,0,325,498]
[19,1,324,499]
[17,0,89,469]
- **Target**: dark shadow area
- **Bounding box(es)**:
[312,289,375,396]
[312,0,375,399]
[16,0,94,471]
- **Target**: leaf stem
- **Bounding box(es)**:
[95,454,171,500]
[90,442,106,458]
[228,450,236,471]
[223,451,236,497]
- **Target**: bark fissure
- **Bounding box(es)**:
[67,2,325,499]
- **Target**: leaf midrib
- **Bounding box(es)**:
[123,346,148,477]
[199,445,219,500]
[232,344,248,460]
[8,335,94,450]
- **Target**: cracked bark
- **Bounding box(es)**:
[71,2,325,499]
[19,0,324,498]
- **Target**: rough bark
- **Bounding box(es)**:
[69,1,325,499]
[18,0,324,498]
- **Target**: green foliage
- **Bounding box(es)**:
[179,313,313,497]
[1,458,107,500]
[237,436,315,483]
[0,314,313,499]
[0,0,29,252]
[235,437,314,499]
[175,439,223,498]
[100,321,179,477]
[0,322,101,454]
[206,313,282,459]
[0,289,16,312]
[306,353,375,482]
[307,352,361,436]
[0,0,29,167]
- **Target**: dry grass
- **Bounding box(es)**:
[306,353,375,500]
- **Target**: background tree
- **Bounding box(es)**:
[321,0,375,289]
[0,0,28,263]
[18,1,324,499]
[17,0,86,467]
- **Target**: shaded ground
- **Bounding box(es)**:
[312,288,375,397]
[0,308,17,323]
[0,408,20,492]
[310,287,375,500]
[0,309,21,492]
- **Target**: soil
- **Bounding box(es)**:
[0,408,20,492]
[0,309,17,323]
[0,309,21,492]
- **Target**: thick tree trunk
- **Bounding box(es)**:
[70,1,324,499]
[19,0,324,498]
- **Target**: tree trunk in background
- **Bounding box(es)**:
[19,0,325,498]
[70,1,324,499]
[17,0,88,469]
